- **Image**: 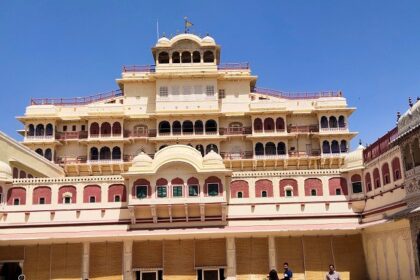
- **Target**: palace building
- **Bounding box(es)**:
[0,33,418,280]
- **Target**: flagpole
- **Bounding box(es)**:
[156,19,159,40]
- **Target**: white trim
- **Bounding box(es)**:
[172,185,183,197]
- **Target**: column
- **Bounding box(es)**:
[123,240,133,280]
[226,237,236,280]
[268,236,276,270]
[82,242,90,280]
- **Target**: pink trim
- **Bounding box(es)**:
[204,176,222,196]
[156,178,168,186]
[83,185,101,203]
[108,184,126,202]
[304,178,323,196]
[280,179,298,197]
[58,185,77,204]
[7,187,26,205]
[328,177,348,195]
[33,186,52,204]
[132,179,151,198]
[171,177,184,185]
[255,179,273,197]
[230,180,249,198]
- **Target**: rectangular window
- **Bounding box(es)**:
[171,86,180,97]
[188,185,199,197]
[159,86,168,98]
[39,197,46,204]
[207,183,219,196]
[197,268,224,280]
[335,189,341,195]
[218,89,225,99]
[183,85,192,96]
[136,185,148,199]
[0,193,3,203]
[114,195,121,202]
[172,185,183,197]
[72,125,76,131]
[157,186,167,198]
[206,85,215,96]
[63,125,67,132]
[89,196,96,203]
[81,125,86,131]
[13,198,20,205]
[286,189,292,197]
[352,182,363,193]
[194,85,203,95]
[64,196,71,204]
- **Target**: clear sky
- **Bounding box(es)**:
[1,1,419,148]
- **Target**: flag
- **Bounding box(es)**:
[184,17,193,33]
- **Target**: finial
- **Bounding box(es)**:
[397,111,401,123]
[359,139,362,146]
[206,32,210,36]
[417,96,420,102]
[409,97,413,107]
[162,32,166,37]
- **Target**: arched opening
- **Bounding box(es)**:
[192,51,201,63]
[412,138,420,167]
[172,121,181,135]
[58,185,77,204]
[373,168,381,189]
[255,142,264,156]
[264,118,275,131]
[100,147,111,160]
[320,116,328,128]
[261,191,267,197]
[19,170,26,178]
[322,141,330,154]
[305,178,323,196]
[194,120,204,134]
[90,122,99,136]
[158,52,169,64]
[35,124,44,136]
[205,119,217,133]
[203,51,214,63]
[265,142,276,155]
[228,122,243,134]
[112,146,121,160]
[206,144,218,154]
[392,157,402,180]
[83,185,101,203]
[403,144,413,171]
[351,174,363,193]
[44,148,52,161]
[196,144,204,156]
[172,52,180,63]
[254,118,263,132]
[338,116,346,128]
[340,140,347,153]
[276,117,285,131]
[365,173,372,191]
[181,51,191,63]
[329,116,338,128]
[28,124,35,136]
[382,163,391,185]
[159,145,168,150]
[101,122,111,136]
[90,147,99,160]
[45,123,53,136]
[182,120,194,134]
[159,121,171,134]
[35,148,43,156]
[133,124,148,136]
[331,140,340,153]
[33,186,52,204]
[112,122,121,136]
[277,142,286,155]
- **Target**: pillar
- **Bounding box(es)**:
[123,240,133,280]
[82,242,90,280]
[226,237,236,280]
[268,236,276,270]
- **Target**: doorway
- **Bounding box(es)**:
[0,262,22,280]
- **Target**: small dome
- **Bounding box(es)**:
[0,161,12,182]
[201,35,216,45]
[132,152,153,168]
[343,145,364,170]
[157,36,170,46]
[203,150,223,163]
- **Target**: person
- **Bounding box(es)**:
[325,264,341,280]
[281,262,293,280]
[268,269,279,280]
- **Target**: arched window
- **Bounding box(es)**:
[338,116,346,128]
[35,124,44,136]
[108,184,127,202]
[192,51,201,63]
[329,116,338,128]
[230,180,249,198]
[112,122,121,135]
[58,185,77,204]
[7,187,26,205]
[35,148,43,156]
[277,142,286,155]
[181,51,191,63]
[205,120,217,133]
[255,142,264,156]
[340,140,347,153]
[182,120,194,134]
[328,177,348,195]
[365,173,372,191]
[83,185,101,203]
[44,148,52,161]
[351,174,363,193]
[254,118,263,132]
[158,52,169,64]
[322,141,330,154]
[194,120,204,134]
[373,168,381,189]
[203,51,214,63]
[280,179,298,197]
[206,144,218,154]
[331,140,340,153]
[196,144,204,156]
[321,116,329,128]
[112,147,121,160]
[172,121,181,135]
[33,186,51,204]
[159,145,168,150]
[90,122,99,136]
[19,170,26,178]
[412,138,420,167]
[276,117,285,131]
[159,121,171,134]
[382,163,391,185]
[228,122,243,134]
[100,147,111,160]
[255,179,273,197]
[265,142,276,155]
[45,123,53,136]
[172,52,180,63]
[28,124,35,136]
[304,178,323,196]
[101,122,111,136]
[392,157,402,180]
[264,118,275,131]
[90,147,99,160]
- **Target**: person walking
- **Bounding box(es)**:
[325,264,341,280]
[281,262,293,280]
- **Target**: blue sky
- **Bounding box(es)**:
[1,1,419,148]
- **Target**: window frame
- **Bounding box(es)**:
[172,185,183,198]
[136,185,148,199]
[351,181,363,194]
[237,191,243,198]
[218,89,226,99]
[207,183,219,196]
[13,198,20,206]
[156,185,168,198]
[188,184,199,197]
[114,195,121,202]
[89,196,96,203]
[335,188,342,195]
[159,86,169,98]
[205,85,215,97]
[63,196,72,204]
[311,189,317,196]
[39,197,46,204]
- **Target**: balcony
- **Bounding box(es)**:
[220,127,252,136]
[56,131,88,140]
[363,127,398,163]
[319,126,348,132]
[217,62,250,70]
[30,89,123,106]
[55,156,87,164]
[221,151,253,160]
[25,135,55,141]
[122,65,156,73]
[124,129,157,138]
[287,125,319,133]
[253,128,286,134]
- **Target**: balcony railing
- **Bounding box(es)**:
[218,62,250,70]
[220,127,252,135]
[287,125,319,133]
[124,129,157,138]
[252,87,342,100]
[25,135,54,140]
[56,131,88,140]
[156,130,218,137]
[30,89,123,106]
[55,156,87,164]
[363,127,398,163]
[221,151,253,160]
[319,126,347,132]
[122,65,156,73]
[253,128,286,134]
